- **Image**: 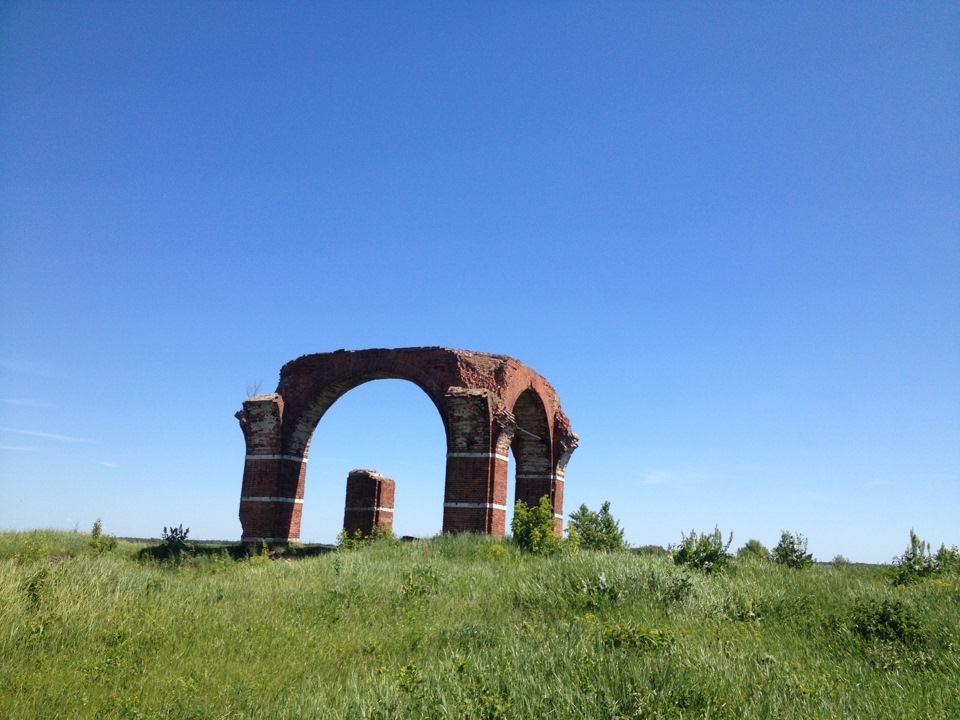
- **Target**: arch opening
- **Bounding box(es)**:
[298,379,447,543]
[510,389,554,511]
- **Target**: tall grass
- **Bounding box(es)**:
[1,529,958,719]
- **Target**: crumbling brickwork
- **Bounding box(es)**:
[236,347,577,543]
[343,469,395,537]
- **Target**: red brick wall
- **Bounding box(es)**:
[237,348,577,543]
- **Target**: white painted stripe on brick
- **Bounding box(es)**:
[554,514,564,520]
[514,474,564,484]
[344,506,394,513]
[245,454,307,463]
[446,452,511,462]
[240,496,304,504]
[444,501,508,511]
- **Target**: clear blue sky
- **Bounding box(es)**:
[1,3,957,563]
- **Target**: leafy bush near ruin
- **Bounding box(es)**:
[511,496,563,555]
[671,527,734,574]
[567,501,626,551]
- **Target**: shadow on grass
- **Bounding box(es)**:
[136,541,337,563]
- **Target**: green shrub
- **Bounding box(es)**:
[14,532,49,563]
[400,564,440,597]
[934,543,959,575]
[736,538,770,561]
[851,597,924,646]
[337,525,396,549]
[161,523,190,557]
[567,501,626,551]
[670,527,733,574]
[599,621,672,650]
[511,496,562,555]
[88,519,116,554]
[577,571,623,610]
[772,531,813,570]
[21,567,51,613]
[631,544,669,558]
[643,567,695,605]
[892,530,937,585]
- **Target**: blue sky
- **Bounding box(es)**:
[1,3,957,563]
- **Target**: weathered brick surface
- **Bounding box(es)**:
[236,347,577,543]
[343,469,396,536]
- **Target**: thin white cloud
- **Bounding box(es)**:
[0,427,92,443]
[1,398,53,408]
[640,470,671,485]
[0,444,38,451]
[98,461,119,468]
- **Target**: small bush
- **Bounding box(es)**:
[337,525,396,549]
[643,566,695,605]
[21,567,51,613]
[772,531,813,570]
[400,564,440,597]
[89,519,116,554]
[567,501,626,551]
[892,530,937,585]
[14,532,50,563]
[934,543,960,575]
[161,524,190,557]
[599,621,671,650]
[670,527,733,574]
[737,538,770,561]
[577,572,623,610]
[851,597,924,646]
[631,544,669,558]
[511,496,562,555]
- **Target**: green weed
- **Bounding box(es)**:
[671,527,734,574]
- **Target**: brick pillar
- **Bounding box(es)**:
[236,394,305,543]
[551,430,578,534]
[343,469,395,536]
[489,415,516,536]
[442,389,502,534]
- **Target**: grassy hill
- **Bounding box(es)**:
[1,529,958,719]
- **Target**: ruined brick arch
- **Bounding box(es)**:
[236,347,578,543]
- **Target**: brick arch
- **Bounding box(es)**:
[236,347,577,543]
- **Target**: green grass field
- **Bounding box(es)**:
[2,529,958,719]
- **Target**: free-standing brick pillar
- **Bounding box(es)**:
[236,347,577,543]
[343,469,395,536]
